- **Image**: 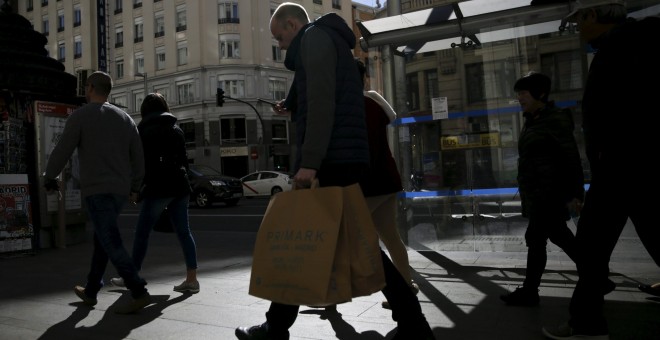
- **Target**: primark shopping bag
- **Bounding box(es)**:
[248,184,353,306]
[341,184,386,296]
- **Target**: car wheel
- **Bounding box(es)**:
[194,191,210,208]
[225,198,240,206]
[271,186,283,196]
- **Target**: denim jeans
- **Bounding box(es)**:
[132,194,197,271]
[85,193,147,299]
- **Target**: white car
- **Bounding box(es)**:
[241,171,293,197]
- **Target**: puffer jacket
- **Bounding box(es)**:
[517,102,584,218]
[137,111,192,198]
[285,13,368,172]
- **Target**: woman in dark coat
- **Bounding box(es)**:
[111,93,199,293]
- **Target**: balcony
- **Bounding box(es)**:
[114,8,122,15]
[218,18,240,24]
[134,36,143,43]
[115,42,123,48]
[176,25,186,32]
[155,31,165,38]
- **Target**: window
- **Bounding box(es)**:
[177,41,188,66]
[220,117,247,145]
[272,119,289,144]
[177,82,194,105]
[540,50,583,92]
[154,12,165,38]
[134,17,144,43]
[465,61,516,104]
[406,73,419,111]
[313,0,322,4]
[425,69,439,108]
[41,0,48,6]
[27,0,34,11]
[116,59,124,79]
[111,94,127,109]
[156,46,166,70]
[178,121,196,147]
[114,0,123,14]
[133,0,142,9]
[135,52,144,74]
[154,85,169,100]
[219,34,240,59]
[57,9,64,32]
[218,1,239,24]
[133,90,145,113]
[74,35,82,59]
[219,79,245,98]
[268,78,287,100]
[272,44,283,62]
[42,16,49,35]
[115,25,123,48]
[57,41,65,61]
[176,5,187,32]
[73,5,81,27]
[332,0,341,9]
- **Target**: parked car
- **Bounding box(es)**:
[187,164,243,208]
[240,171,293,198]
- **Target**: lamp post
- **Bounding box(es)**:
[135,72,148,95]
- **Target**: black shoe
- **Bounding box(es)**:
[500,287,539,306]
[235,323,289,340]
[638,283,660,297]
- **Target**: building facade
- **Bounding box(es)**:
[18,0,358,178]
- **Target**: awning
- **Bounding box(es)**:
[357,0,659,55]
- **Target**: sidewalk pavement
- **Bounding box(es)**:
[1,227,659,340]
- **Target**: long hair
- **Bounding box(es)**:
[140,93,170,117]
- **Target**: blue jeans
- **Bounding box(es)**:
[85,194,147,299]
[132,194,198,271]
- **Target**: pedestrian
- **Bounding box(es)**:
[110,93,199,294]
[235,3,435,340]
[43,71,151,314]
[355,59,419,309]
[500,71,586,307]
[542,1,660,339]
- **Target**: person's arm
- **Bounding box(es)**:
[129,124,145,195]
[298,27,336,171]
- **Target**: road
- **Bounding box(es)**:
[119,197,270,233]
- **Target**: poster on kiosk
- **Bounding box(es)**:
[34,100,85,248]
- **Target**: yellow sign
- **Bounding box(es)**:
[440,132,500,150]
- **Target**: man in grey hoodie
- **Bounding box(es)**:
[43,71,151,314]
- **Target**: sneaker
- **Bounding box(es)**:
[73,285,97,306]
[500,286,540,306]
[235,323,289,340]
[542,323,609,340]
[114,292,152,314]
[382,281,420,309]
[173,280,200,294]
[110,277,125,287]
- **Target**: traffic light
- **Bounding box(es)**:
[216,88,225,107]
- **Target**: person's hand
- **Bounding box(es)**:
[44,177,60,193]
[567,197,583,217]
[273,100,291,116]
[129,192,139,206]
[293,168,317,189]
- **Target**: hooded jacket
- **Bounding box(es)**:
[517,102,584,218]
[138,112,192,198]
[284,13,368,172]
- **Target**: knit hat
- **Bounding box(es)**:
[565,0,625,22]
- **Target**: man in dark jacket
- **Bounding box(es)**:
[543,1,660,339]
[500,72,584,306]
[235,3,434,340]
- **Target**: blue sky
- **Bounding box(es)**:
[353,0,380,7]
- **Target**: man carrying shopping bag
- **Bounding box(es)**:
[235,3,435,340]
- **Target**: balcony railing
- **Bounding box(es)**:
[115,42,123,48]
[155,31,165,38]
[134,36,143,43]
[218,18,240,24]
[176,25,186,32]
